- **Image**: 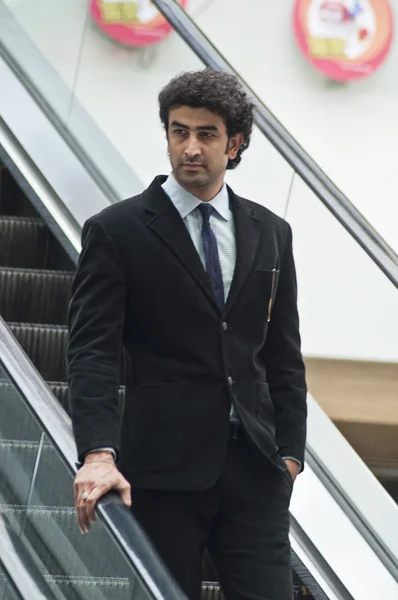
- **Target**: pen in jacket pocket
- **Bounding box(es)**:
[267,268,277,322]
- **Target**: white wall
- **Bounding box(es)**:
[195,0,398,255]
[4,0,398,361]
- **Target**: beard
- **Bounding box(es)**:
[175,164,208,187]
[172,158,227,191]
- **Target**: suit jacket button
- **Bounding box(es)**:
[222,322,228,332]
[228,376,234,386]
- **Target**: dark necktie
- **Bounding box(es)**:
[198,203,225,309]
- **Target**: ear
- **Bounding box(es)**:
[228,133,244,160]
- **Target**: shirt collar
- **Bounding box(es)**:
[162,174,230,221]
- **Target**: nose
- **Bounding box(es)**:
[184,134,202,160]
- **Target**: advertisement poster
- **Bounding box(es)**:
[293,0,394,81]
[90,0,188,47]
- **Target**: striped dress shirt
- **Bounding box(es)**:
[162,174,236,301]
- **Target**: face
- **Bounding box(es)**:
[167,106,243,199]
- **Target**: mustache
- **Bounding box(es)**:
[180,160,206,167]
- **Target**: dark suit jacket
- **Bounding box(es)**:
[67,176,307,490]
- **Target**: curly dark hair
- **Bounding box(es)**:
[158,68,254,170]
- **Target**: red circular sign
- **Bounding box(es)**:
[293,0,394,81]
[90,0,188,47]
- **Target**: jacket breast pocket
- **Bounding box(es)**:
[122,383,184,473]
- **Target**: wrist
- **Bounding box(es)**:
[84,451,115,464]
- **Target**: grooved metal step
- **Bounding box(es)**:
[48,381,70,413]
[0,216,48,269]
[7,323,68,382]
[0,267,73,325]
[0,166,37,217]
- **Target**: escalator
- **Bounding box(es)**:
[0,162,74,410]
[0,349,183,600]
[1,1,398,599]
[0,164,189,600]
[0,157,319,599]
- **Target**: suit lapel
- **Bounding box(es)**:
[143,177,220,312]
[224,188,263,316]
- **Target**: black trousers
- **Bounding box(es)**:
[130,437,293,600]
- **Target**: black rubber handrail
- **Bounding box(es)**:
[153,0,398,290]
[0,316,187,600]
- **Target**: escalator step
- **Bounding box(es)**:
[0,267,73,325]
[8,323,68,382]
[0,216,48,269]
[48,382,70,413]
[0,166,38,217]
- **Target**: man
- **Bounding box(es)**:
[67,68,307,600]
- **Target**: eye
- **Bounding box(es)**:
[201,132,214,138]
[173,129,186,135]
